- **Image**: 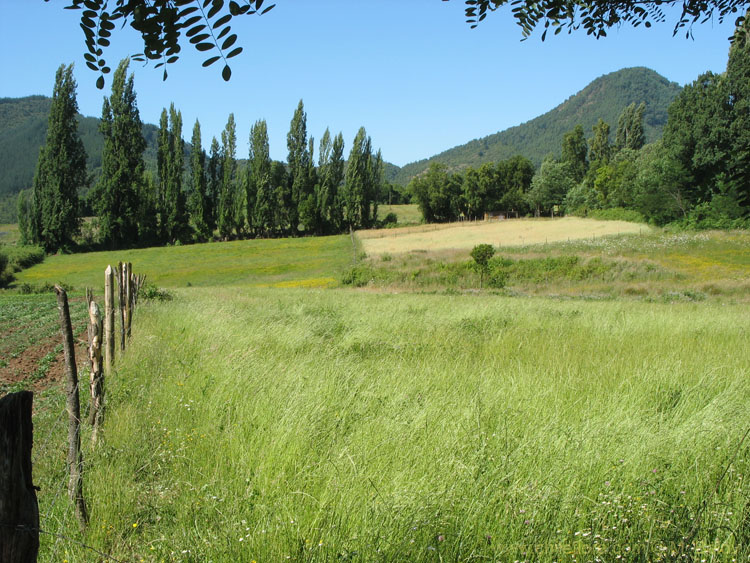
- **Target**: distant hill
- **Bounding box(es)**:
[390,67,682,185]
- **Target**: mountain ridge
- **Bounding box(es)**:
[388,67,682,185]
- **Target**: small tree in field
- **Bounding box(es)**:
[471,243,495,288]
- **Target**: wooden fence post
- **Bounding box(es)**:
[104,265,115,376]
[117,262,126,352]
[0,391,39,563]
[54,285,88,528]
[86,290,104,445]
[125,262,132,338]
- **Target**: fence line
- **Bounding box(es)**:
[1,263,144,561]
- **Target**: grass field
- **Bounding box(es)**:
[351,229,750,301]
[4,221,750,561]
[32,288,750,561]
[377,204,422,226]
[358,216,648,255]
[13,234,352,290]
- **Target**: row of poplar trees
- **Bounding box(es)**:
[20,59,384,251]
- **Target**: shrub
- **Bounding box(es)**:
[139,283,173,302]
[18,281,65,294]
[378,212,398,228]
[0,249,9,287]
[341,265,374,287]
[586,207,646,223]
[3,245,45,272]
[487,266,508,289]
[470,244,495,288]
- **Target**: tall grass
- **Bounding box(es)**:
[36,288,750,561]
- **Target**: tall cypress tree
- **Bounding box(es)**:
[343,127,375,229]
[218,114,237,239]
[249,119,273,236]
[30,64,87,252]
[156,107,169,236]
[589,119,612,165]
[207,136,222,235]
[189,120,211,241]
[93,59,146,249]
[165,104,187,242]
[286,100,311,232]
[316,129,336,234]
[329,133,346,232]
[561,124,588,183]
[615,102,646,151]
[271,161,291,236]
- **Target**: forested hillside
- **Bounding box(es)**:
[391,67,682,185]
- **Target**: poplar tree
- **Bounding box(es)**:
[299,136,319,233]
[207,136,222,234]
[94,59,146,249]
[589,119,612,165]
[343,127,378,229]
[561,124,588,183]
[30,64,87,251]
[615,102,646,151]
[328,132,346,232]
[249,119,273,236]
[189,120,211,241]
[157,107,169,233]
[165,104,187,242]
[272,161,292,235]
[287,100,311,232]
[316,129,344,234]
[218,114,237,239]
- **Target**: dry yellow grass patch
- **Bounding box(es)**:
[358,217,649,255]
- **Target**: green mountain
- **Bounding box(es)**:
[390,67,682,185]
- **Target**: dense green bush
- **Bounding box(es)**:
[0,249,9,287]
[378,212,398,228]
[585,207,646,223]
[5,245,45,271]
[341,265,375,287]
[138,283,174,302]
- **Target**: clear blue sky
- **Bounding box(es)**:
[0,0,739,167]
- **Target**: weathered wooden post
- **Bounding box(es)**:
[0,391,39,562]
[104,265,115,375]
[54,285,88,528]
[86,290,104,445]
[116,262,126,351]
[124,262,132,338]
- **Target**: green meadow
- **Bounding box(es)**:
[6,226,749,561]
[13,234,352,289]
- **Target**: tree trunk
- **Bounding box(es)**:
[54,285,88,528]
[0,391,39,563]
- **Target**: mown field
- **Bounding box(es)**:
[2,223,749,561]
[358,217,647,255]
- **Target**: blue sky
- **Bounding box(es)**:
[0,1,740,167]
